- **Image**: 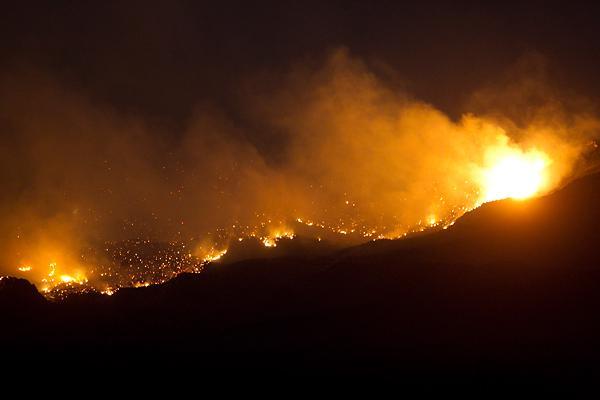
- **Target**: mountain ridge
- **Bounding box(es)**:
[3,172,600,376]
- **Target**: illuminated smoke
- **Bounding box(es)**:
[1,50,598,293]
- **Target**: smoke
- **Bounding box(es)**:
[1,50,598,287]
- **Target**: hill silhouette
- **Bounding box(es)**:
[3,173,600,377]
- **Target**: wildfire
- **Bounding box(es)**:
[479,147,550,202]
[262,238,277,247]
[261,229,295,248]
[427,215,438,226]
[7,136,571,301]
[202,248,228,263]
[59,274,83,284]
[37,262,88,293]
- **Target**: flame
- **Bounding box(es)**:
[479,146,550,202]
[261,228,295,248]
[262,237,277,247]
[427,215,438,226]
[60,274,78,283]
[38,262,87,292]
[13,233,90,294]
[194,239,229,264]
[202,248,228,263]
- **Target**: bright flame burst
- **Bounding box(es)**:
[39,262,88,292]
[479,147,550,202]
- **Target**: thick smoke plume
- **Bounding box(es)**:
[1,49,598,288]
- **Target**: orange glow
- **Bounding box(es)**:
[202,248,228,263]
[36,261,88,292]
[261,228,295,248]
[479,147,550,202]
[194,239,229,265]
[59,274,86,284]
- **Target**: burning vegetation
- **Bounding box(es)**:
[1,50,599,298]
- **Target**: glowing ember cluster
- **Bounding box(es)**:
[83,239,205,296]
[13,240,207,299]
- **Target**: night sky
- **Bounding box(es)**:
[3,1,600,125]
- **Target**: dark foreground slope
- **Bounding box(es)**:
[3,174,600,377]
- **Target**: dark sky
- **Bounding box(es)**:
[3,1,600,126]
